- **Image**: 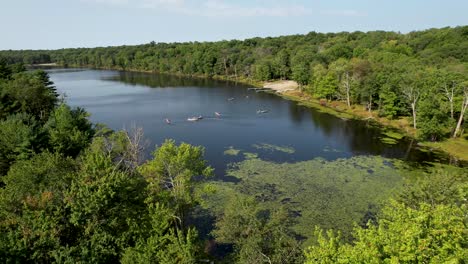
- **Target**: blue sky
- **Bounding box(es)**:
[2,0,467,50]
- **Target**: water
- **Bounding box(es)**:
[48,68,449,175]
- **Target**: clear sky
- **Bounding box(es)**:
[2,0,467,50]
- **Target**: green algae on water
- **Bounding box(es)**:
[243,152,259,159]
[252,143,295,154]
[380,137,398,145]
[223,146,241,156]
[203,155,416,245]
[382,130,404,140]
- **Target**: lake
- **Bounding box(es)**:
[48,68,461,243]
[48,68,451,176]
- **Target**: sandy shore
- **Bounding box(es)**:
[263,80,298,93]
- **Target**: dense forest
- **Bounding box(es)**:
[1,26,468,142]
[0,28,467,262]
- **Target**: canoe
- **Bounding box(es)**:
[187,115,203,122]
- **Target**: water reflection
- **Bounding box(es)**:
[48,68,463,175]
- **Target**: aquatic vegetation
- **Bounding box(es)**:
[243,152,258,159]
[380,137,398,145]
[382,130,405,140]
[379,130,405,145]
[203,155,417,244]
[252,143,295,154]
[223,146,241,156]
[323,146,342,153]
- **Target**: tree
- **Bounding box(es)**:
[0,71,58,121]
[45,104,94,157]
[453,81,468,137]
[402,69,422,129]
[65,146,147,262]
[121,203,201,264]
[350,58,372,110]
[305,201,467,263]
[291,62,310,86]
[418,93,448,141]
[274,50,290,80]
[305,169,468,263]
[0,152,76,262]
[213,196,304,264]
[440,70,458,120]
[0,113,43,175]
[315,72,338,100]
[253,60,273,81]
[329,58,352,108]
[378,84,399,118]
[0,57,12,80]
[138,139,213,228]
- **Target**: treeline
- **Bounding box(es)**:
[1,26,468,141]
[0,57,467,263]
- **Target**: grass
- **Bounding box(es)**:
[422,135,468,161]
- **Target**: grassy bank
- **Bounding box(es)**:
[422,136,468,161]
[277,89,467,162]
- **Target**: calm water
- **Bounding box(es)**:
[48,68,449,175]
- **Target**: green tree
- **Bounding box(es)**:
[291,62,310,86]
[305,169,468,263]
[0,152,76,262]
[305,201,467,263]
[315,72,338,100]
[45,104,94,157]
[253,60,273,81]
[0,113,43,175]
[418,92,448,141]
[65,147,147,262]
[138,139,213,228]
[0,71,58,121]
[121,203,201,264]
[213,196,304,264]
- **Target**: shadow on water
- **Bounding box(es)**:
[104,70,251,89]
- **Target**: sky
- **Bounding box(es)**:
[2,0,467,50]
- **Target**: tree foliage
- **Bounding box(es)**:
[305,169,468,263]
[0,68,213,263]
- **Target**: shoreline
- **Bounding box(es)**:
[49,64,468,162]
[277,90,468,162]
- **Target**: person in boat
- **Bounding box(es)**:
[187,116,203,121]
